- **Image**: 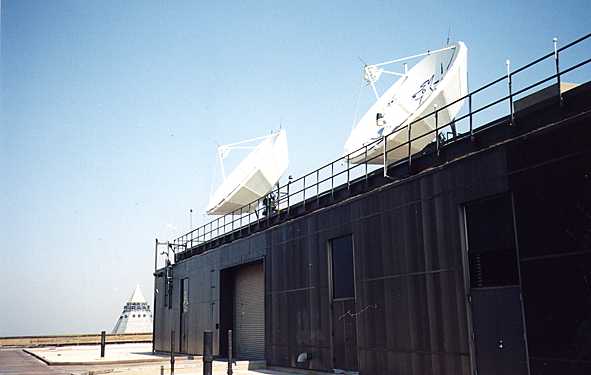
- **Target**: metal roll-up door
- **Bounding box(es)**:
[234,261,265,359]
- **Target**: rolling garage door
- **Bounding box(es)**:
[233,261,265,360]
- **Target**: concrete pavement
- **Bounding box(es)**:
[0,347,313,375]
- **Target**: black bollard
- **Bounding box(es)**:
[227,330,233,375]
[170,330,175,375]
[203,330,213,375]
[100,331,106,358]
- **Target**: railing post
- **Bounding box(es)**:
[203,331,213,375]
[247,203,251,234]
[408,122,413,171]
[257,199,261,226]
[469,94,473,140]
[267,195,271,226]
[316,169,320,204]
[434,104,439,156]
[553,37,563,107]
[303,175,306,210]
[227,330,233,375]
[331,163,334,199]
[507,59,514,125]
[276,182,280,214]
[287,181,290,215]
[347,155,350,190]
[364,145,368,186]
[383,133,388,178]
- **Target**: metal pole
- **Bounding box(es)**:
[303,175,306,210]
[203,331,213,375]
[287,180,290,214]
[316,169,320,203]
[408,122,412,171]
[170,330,175,375]
[276,182,280,214]
[100,331,106,358]
[154,238,158,273]
[553,37,563,107]
[469,94,473,140]
[227,330,233,375]
[331,163,334,199]
[383,133,388,178]
[507,59,514,125]
[434,105,439,156]
[364,146,368,186]
[346,155,350,190]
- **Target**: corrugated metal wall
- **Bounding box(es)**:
[234,262,265,359]
[153,233,267,355]
[152,84,591,374]
[263,148,507,373]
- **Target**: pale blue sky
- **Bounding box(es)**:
[1,0,589,336]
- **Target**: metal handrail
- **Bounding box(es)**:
[171,33,591,251]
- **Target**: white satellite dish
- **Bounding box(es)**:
[345,41,468,164]
[207,130,288,215]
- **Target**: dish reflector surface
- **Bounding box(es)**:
[345,42,468,164]
[207,130,288,215]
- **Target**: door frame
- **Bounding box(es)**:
[327,234,359,372]
[459,193,531,374]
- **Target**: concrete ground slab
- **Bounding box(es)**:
[24,343,177,365]
[8,346,326,375]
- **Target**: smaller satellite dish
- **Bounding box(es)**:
[345,42,468,164]
[207,130,288,215]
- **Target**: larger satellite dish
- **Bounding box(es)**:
[345,41,468,164]
[207,130,288,215]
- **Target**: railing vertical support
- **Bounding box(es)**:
[469,94,473,140]
[316,170,320,204]
[347,155,350,190]
[408,122,413,172]
[507,59,514,126]
[257,199,261,226]
[434,105,439,157]
[287,181,290,215]
[383,133,388,178]
[364,146,368,187]
[276,182,280,212]
[303,175,306,210]
[331,163,334,199]
[248,203,251,234]
[553,37,563,107]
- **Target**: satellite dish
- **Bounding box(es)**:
[207,130,288,215]
[345,41,468,164]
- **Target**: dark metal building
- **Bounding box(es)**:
[153,40,591,374]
